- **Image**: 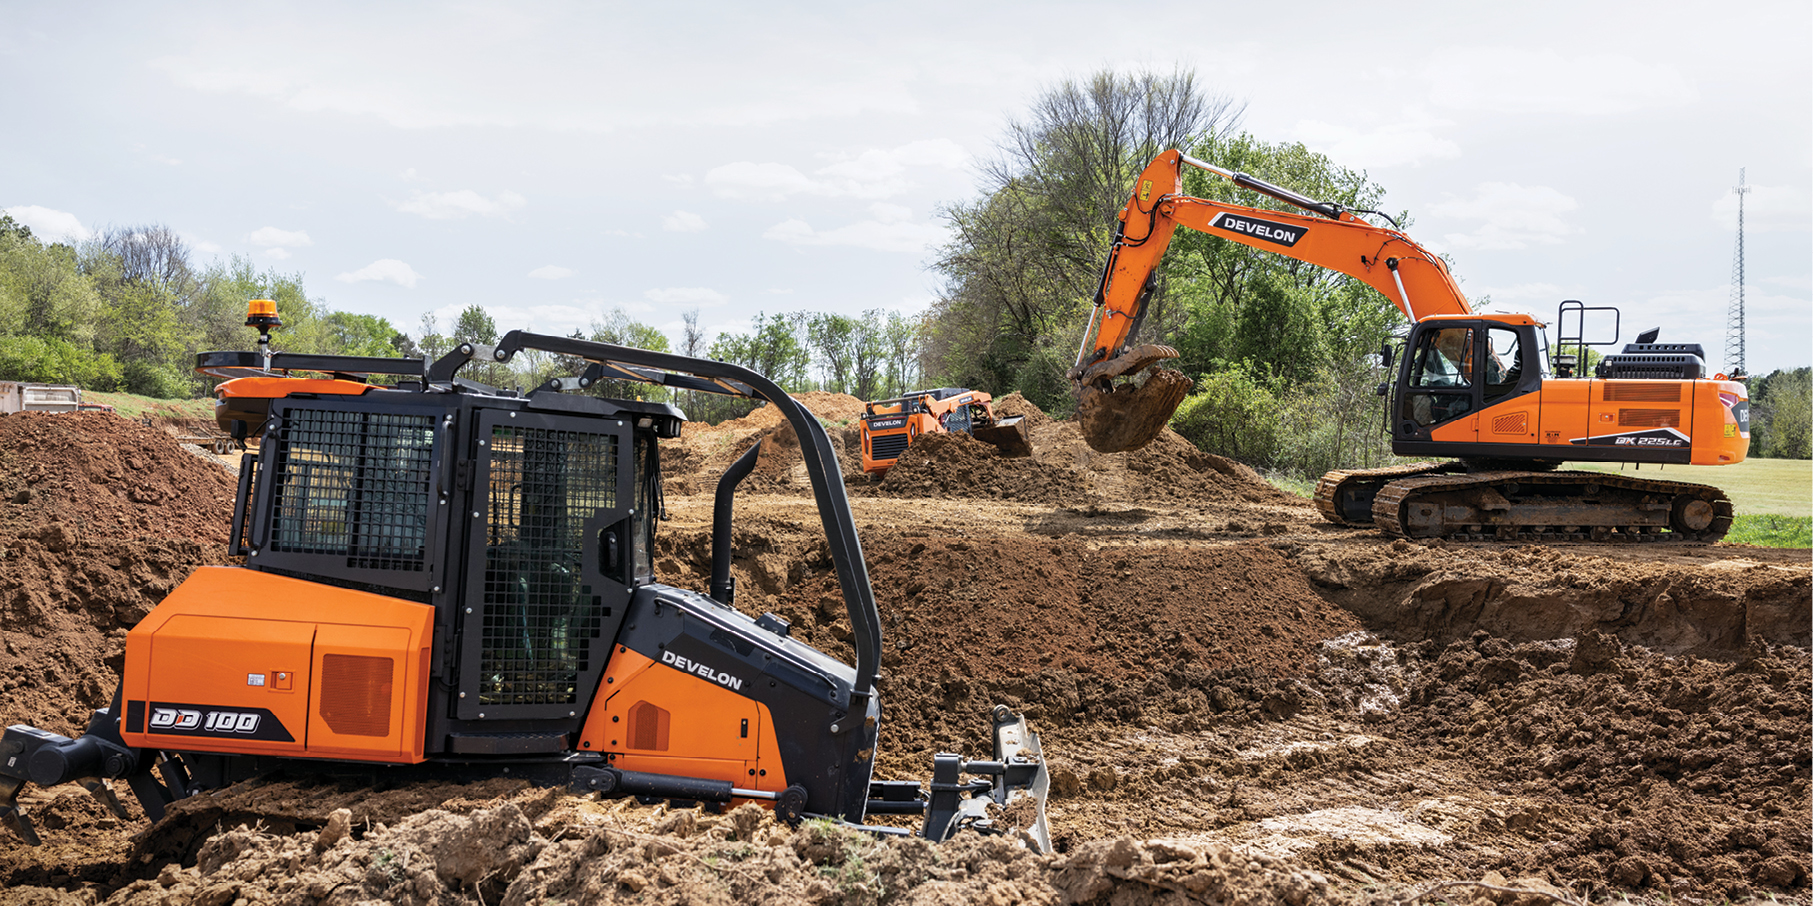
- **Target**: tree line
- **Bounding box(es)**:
[0,213,926,423]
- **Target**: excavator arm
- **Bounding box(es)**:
[1071,149,1471,451]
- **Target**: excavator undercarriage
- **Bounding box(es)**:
[1317,463,1734,542]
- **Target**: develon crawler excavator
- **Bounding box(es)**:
[1070,150,1748,542]
[0,302,1050,849]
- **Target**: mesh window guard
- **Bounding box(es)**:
[478,425,618,707]
[268,409,436,571]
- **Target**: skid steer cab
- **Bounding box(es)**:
[1,318,1049,851]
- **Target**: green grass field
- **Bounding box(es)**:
[1567,457,1811,518]
[81,390,214,421]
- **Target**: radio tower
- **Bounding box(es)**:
[1723,168,1750,377]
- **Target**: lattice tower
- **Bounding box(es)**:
[1724,168,1750,376]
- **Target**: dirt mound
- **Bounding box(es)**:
[767,535,1363,778]
[0,412,238,737]
[1295,539,1811,655]
[0,412,237,544]
[877,431,1093,501]
[11,793,1355,906]
[1404,633,1811,898]
[870,393,1296,509]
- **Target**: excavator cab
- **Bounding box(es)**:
[1394,315,1546,441]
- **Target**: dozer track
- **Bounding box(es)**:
[1314,461,1468,526]
[1370,470,1734,543]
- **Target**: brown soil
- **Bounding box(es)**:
[1,397,1808,904]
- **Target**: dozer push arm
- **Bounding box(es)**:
[1075,149,1473,381]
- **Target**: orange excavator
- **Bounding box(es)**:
[1071,150,1748,542]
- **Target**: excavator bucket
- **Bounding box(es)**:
[1072,345,1190,453]
[972,415,1033,458]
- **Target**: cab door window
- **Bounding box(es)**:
[1483,327,1524,404]
[1403,327,1476,429]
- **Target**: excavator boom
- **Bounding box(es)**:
[1072,150,1470,451]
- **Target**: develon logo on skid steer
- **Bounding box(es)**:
[661,650,745,691]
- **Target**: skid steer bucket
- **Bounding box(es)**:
[972,415,1033,458]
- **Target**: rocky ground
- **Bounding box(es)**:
[0,400,1806,905]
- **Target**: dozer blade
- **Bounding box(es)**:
[972,416,1033,458]
[1075,366,1192,454]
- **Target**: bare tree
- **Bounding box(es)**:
[928,68,1243,409]
[93,224,196,296]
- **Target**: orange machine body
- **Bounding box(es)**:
[120,566,435,764]
[1427,376,1750,465]
[860,389,999,475]
[575,648,788,795]
[214,376,374,434]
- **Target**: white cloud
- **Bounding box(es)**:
[400,167,420,180]
[263,248,292,260]
[1425,183,1582,251]
[393,189,526,220]
[644,287,728,306]
[188,238,224,255]
[705,139,968,201]
[1290,117,1461,169]
[248,226,313,248]
[763,214,948,254]
[1711,184,1809,233]
[662,210,708,232]
[1425,49,1697,115]
[336,258,423,288]
[528,265,573,280]
[2,205,90,242]
[1466,282,1567,303]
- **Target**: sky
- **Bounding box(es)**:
[4,0,1809,377]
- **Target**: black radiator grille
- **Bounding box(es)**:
[268,409,435,570]
[478,425,617,707]
[870,431,910,462]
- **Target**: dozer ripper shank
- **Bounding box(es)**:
[2,329,1050,850]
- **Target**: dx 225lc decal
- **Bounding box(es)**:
[1569,427,1690,448]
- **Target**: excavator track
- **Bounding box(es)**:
[1314,461,1468,525]
[1371,470,1734,543]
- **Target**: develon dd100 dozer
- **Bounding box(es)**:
[0,314,1050,850]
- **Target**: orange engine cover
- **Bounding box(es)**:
[120,567,435,764]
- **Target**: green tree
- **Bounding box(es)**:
[1753,367,1812,460]
[323,311,404,358]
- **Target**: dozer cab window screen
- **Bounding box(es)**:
[261,405,441,591]
[458,411,632,720]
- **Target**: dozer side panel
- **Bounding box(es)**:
[598,585,873,821]
[1692,379,1750,465]
[127,614,314,757]
[121,566,434,764]
[578,648,788,794]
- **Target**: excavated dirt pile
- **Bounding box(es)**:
[0,412,237,737]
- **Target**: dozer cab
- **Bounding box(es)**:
[859,388,1032,476]
[1,307,1049,850]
